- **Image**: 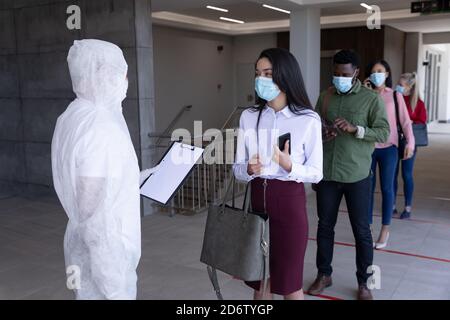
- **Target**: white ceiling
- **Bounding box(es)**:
[168,2,290,23]
[152,0,242,12]
[151,0,450,34]
[389,16,450,33]
[152,0,303,12]
[321,0,411,16]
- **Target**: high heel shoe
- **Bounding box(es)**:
[375,232,390,250]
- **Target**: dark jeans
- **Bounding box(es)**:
[315,175,374,285]
[394,148,417,208]
[368,146,399,225]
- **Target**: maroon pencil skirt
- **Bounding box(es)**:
[245,177,308,296]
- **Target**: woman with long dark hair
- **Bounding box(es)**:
[364,60,415,249]
[233,48,323,300]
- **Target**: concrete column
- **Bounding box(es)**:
[404,32,422,73]
[133,0,157,216]
[384,26,406,85]
[289,7,321,106]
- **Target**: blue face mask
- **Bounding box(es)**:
[370,72,386,87]
[333,72,355,93]
[395,85,405,94]
[255,76,281,101]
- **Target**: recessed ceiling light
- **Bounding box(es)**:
[262,4,291,14]
[220,17,245,24]
[206,5,229,13]
[360,3,373,10]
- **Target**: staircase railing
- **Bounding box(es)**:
[152,105,192,147]
[147,106,248,216]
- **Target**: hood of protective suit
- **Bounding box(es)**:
[51,39,140,300]
[68,39,128,109]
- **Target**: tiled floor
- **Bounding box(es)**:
[1,132,450,300]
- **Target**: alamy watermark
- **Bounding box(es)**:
[364,4,381,30]
[66,265,81,290]
[367,264,382,290]
[170,121,284,166]
[66,5,81,30]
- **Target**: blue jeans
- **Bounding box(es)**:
[368,146,399,225]
[394,148,417,208]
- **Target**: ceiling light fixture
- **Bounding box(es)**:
[206,5,229,13]
[262,4,291,14]
[360,3,373,10]
[220,17,245,24]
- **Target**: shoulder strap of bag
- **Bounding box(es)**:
[221,176,252,213]
[207,266,224,300]
[393,91,404,136]
[256,107,263,145]
[320,86,335,120]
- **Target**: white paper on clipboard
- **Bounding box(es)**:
[140,142,204,205]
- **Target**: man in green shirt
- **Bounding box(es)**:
[307,50,389,300]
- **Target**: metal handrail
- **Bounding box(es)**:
[152,105,192,146]
[148,107,247,216]
[149,131,245,216]
[221,106,247,130]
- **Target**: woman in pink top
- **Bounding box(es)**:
[364,60,415,249]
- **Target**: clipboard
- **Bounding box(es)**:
[140,141,204,205]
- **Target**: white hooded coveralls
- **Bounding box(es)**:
[52,39,143,300]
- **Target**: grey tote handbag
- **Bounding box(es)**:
[200,176,270,300]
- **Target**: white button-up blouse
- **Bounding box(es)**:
[233,105,323,184]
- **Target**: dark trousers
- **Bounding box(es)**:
[315,175,374,285]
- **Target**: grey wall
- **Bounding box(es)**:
[152,26,234,134]
[232,33,277,65]
[0,0,155,202]
[232,33,277,108]
[152,26,277,134]
[384,26,406,85]
[423,32,450,45]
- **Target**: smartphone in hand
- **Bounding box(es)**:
[278,133,291,155]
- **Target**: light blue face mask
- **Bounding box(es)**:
[332,72,355,93]
[395,85,406,94]
[255,76,281,101]
[370,72,386,87]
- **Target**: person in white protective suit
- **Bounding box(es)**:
[51,39,157,300]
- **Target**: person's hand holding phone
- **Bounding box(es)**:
[334,117,357,134]
[273,140,292,173]
[247,154,263,175]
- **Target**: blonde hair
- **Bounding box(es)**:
[399,72,420,111]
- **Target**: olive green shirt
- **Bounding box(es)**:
[316,80,390,183]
